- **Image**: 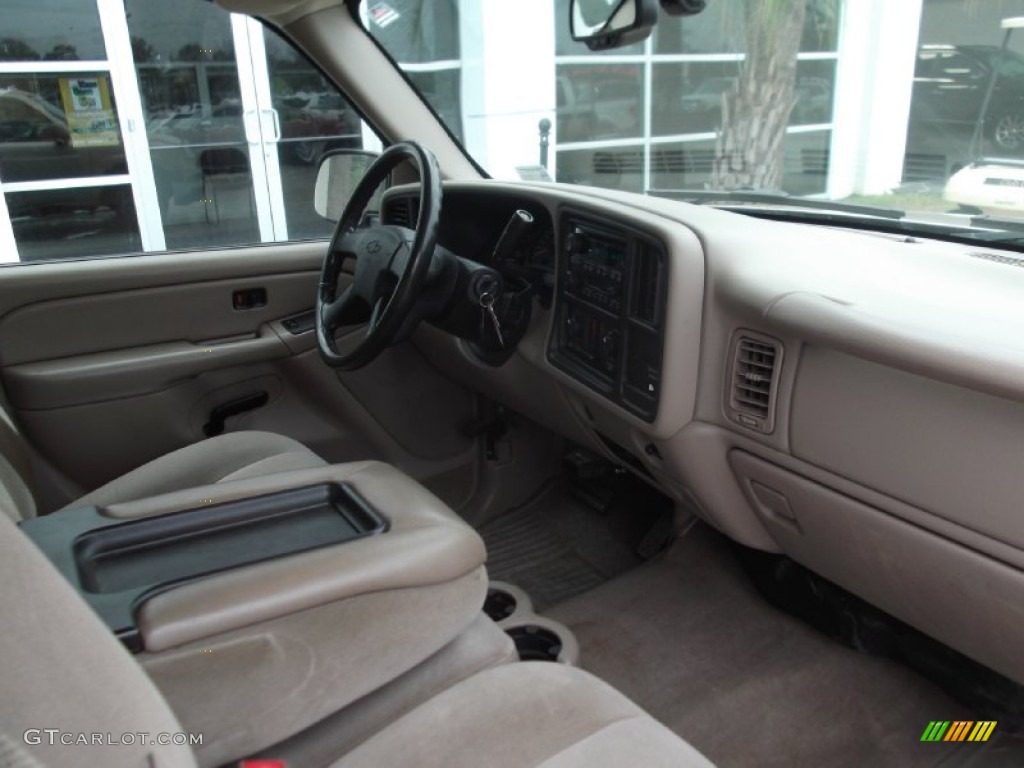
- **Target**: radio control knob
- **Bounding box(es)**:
[566,313,581,339]
[601,329,619,359]
[565,232,589,254]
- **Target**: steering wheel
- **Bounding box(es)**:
[316,141,442,370]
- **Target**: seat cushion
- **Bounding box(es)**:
[60,431,326,512]
[331,662,714,768]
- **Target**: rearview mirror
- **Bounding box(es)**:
[569,0,658,51]
[314,150,381,221]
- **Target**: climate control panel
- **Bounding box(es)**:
[564,304,620,376]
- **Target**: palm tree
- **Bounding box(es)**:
[709,0,837,190]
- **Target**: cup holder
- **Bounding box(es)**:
[483,581,533,625]
[501,616,580,666]
[506,625,564,662]
[485,582,579,664]
[483,588,518,623]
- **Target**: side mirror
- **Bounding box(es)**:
[313,149,381,221]
[569,0,658,51]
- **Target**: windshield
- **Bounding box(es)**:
[367,0,1024,238]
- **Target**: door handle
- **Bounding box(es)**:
[242,109,261,144]
[204,391,270,437]
[260,108,282,143]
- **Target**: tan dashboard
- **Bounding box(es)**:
[409,179,1024,686]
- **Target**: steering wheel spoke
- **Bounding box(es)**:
[367,295,388,336]
[321,284,366,330]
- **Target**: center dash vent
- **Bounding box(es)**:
[384,196,419,228]
[728,335,782,433]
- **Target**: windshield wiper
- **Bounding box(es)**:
[647,188,907,220]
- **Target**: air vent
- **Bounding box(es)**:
[729,335,782,433]
[384,197,419,228]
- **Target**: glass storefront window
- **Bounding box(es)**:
[653,0,839,55]
[366,1,463,148]
[406,70,462,143]
[648,131,830,195]
[793,59,836,126]
[127,0,260,249]
[782,131,830,195]
[265,33,361,241]
[650,139,716,190]
[556,64,644,143]
[0,0,107,62]
[367,0,459,63]
[651,62,741,138]
[557,144,645,193]
[653,3,745,56]
[650,60,833,139]
[8,184,140,260]
[0,73,128,183]
[0,0,382,261]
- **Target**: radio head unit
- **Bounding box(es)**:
[549,213,667,422]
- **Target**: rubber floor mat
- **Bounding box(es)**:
[479,483,646,610]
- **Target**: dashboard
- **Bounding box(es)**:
[383,191,556,274]
[382,192,669,422]
[386,179,1024,692]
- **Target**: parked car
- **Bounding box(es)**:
[905,44,1024,180]
[279,89,362,163]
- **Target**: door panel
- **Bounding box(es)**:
[0,271,317,366]
[0,244,480,512]
[4,327,290,409]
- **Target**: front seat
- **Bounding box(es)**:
[57,431,326,513]
[1,510,714,768]
[0,394,325,520]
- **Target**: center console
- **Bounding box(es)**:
[20,460,489,767]
[549,211,667,421]
[21,483,388,651]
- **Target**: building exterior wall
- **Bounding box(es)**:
[2,1,1024,262]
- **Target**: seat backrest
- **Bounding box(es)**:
[0,513,197,768]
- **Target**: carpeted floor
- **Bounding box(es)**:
[545,522,1017,768]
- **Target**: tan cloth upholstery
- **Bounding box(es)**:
[0,513,196,768]
[250,613,519,767]
[1,482,714,768]
[58,431,326,513]
[0,453,34,522]
[0,405,714,768]
[333,663,715,768]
